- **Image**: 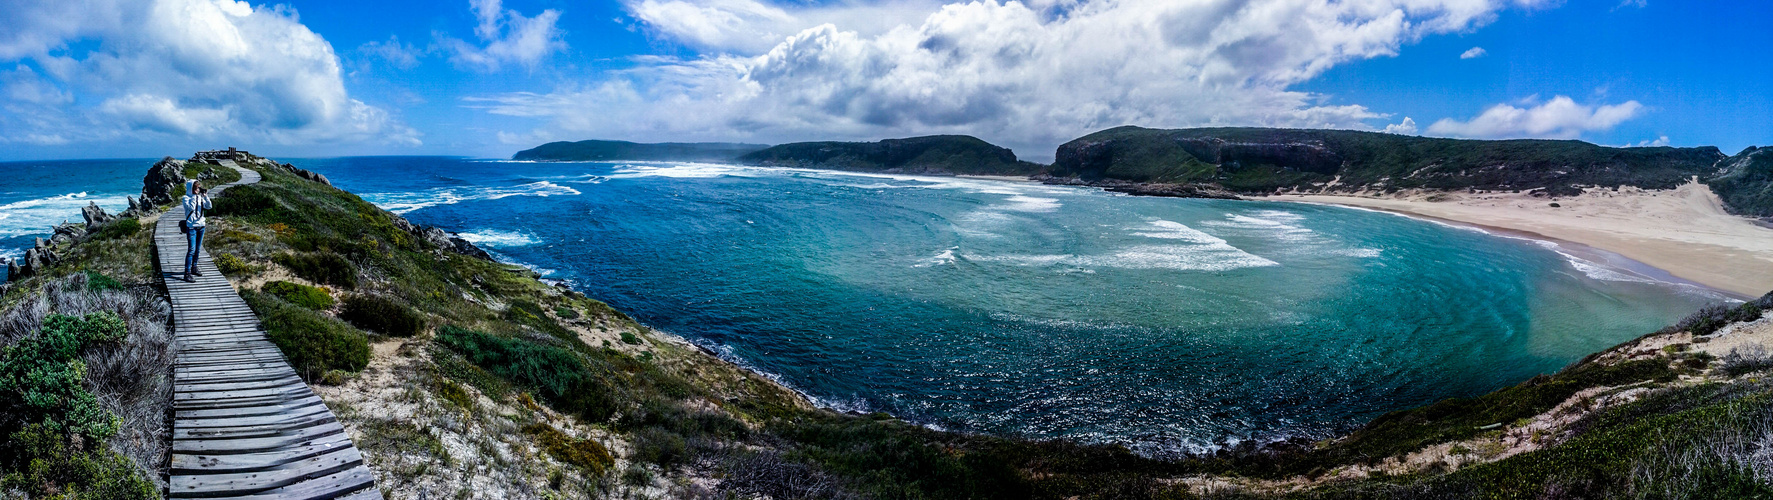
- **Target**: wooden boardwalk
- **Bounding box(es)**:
[155,161,382,500]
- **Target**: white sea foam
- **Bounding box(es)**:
[455,229,541,248]
[366,181,580,214]
[1000,195,1060,212]
[970,220,1279,272]
[914,247,959,267]
[0,191,131,239]
[604,162,775,179]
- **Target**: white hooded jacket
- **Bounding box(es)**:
[183,180,212,229]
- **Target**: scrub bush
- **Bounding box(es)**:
[215,253,258,277]
[274,252,357,289]
[93,218,141,240]
[242,290,369,380]
[437,325,615,422]
[525,423,614,473]
[339,294,424,337]
[262,280,334,310]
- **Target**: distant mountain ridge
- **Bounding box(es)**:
[737,135,1046,176]
[512,140,768,162]
[1049,126,1727,197]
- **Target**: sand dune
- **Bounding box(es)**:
[1274,181,1773,298]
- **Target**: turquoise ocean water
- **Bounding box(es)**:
[0,157,1727,456]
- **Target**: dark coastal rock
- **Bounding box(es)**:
[278,162,332,186]
[82,202,115,229]
[448,235,494,261]
[5,259,17,282]
[141,157,188,207]
[51,223,83,245]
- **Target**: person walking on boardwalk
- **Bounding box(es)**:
[182,180,212,282]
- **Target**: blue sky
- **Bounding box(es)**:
[0,0,1767,161]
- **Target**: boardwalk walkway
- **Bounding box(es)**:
[154,161,381,499]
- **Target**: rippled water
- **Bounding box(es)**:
[2,156,1727,455]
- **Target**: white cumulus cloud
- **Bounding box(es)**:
[1426,96,1645,139]
[1460,46,1487,59]
[0,0,419,150]
[439,0,567,71]
[479,0,1557,158]
[1383,117,1418,135]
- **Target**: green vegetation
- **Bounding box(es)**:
[275,252,357,289]
[339,294,425,336]
[1707,146,1773,216]
[214,252,258,277]
[1051,126,1727,198]
[437,325,616,422]
[242,289,370,380]
[263,280,335,310]
[0,312,156,499]
[513,140,769,162]
[525,423,615,473]
[82,271,122,291]
[92,218,141,240]
[740,135,1047,176]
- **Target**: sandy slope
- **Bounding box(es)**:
[1273,181,1773,298]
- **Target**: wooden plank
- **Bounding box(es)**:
[170,421,346,454]
[176,375,305,393]
[170,440,356,475]
[176,405,334,431]
[167,449,363,497]
[175,396,326,420]
[187,466,379,500]
[174,412,336,440]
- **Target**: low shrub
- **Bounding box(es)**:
[274,252,357,289]
[209,184,279,218]
[0,313,128,444]
[632,427,690,468]
[437,379,473,408]
[505,299,570,339]
[0,423,157,499]
[554,306,580,320]
[620,331,642,345]
[525,423,614,473]
[339,294,424,337]
[92,218,141,240]
[1670,298,1771,337]
[262,281,334,310]
[215,253,259,277]
[1720,345,1773,377]
[82,271,122,292]
[242,290,369,381]
[437,325,615,422]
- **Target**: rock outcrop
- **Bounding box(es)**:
[82,202,115,230]
[390,214,494,261]
[275,162,331,186]
[141,157,188,207]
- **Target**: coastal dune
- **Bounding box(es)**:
[1276,181,1773,297]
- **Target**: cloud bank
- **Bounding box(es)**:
[1427,96,1644,139]
[481,0,1554,156]
[439,0,567,71]
[0,0,418,151]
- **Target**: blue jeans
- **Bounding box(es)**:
[184,226,206,276]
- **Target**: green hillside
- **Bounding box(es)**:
[738,135,1046,176]
[1707,146,1773,217]
[1051,126,1726,196]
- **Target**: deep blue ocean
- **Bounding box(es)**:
[0,157,1728,455]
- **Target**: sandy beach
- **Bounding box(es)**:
[1271,182,1773,298]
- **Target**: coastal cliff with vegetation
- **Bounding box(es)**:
[4,152,1773,499]
[513,140,768,162]
[738,135,1046,176]
[1047,126,1731,202]
[1708,146,1773,218]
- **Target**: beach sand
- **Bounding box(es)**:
[1272,181,1773,298]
